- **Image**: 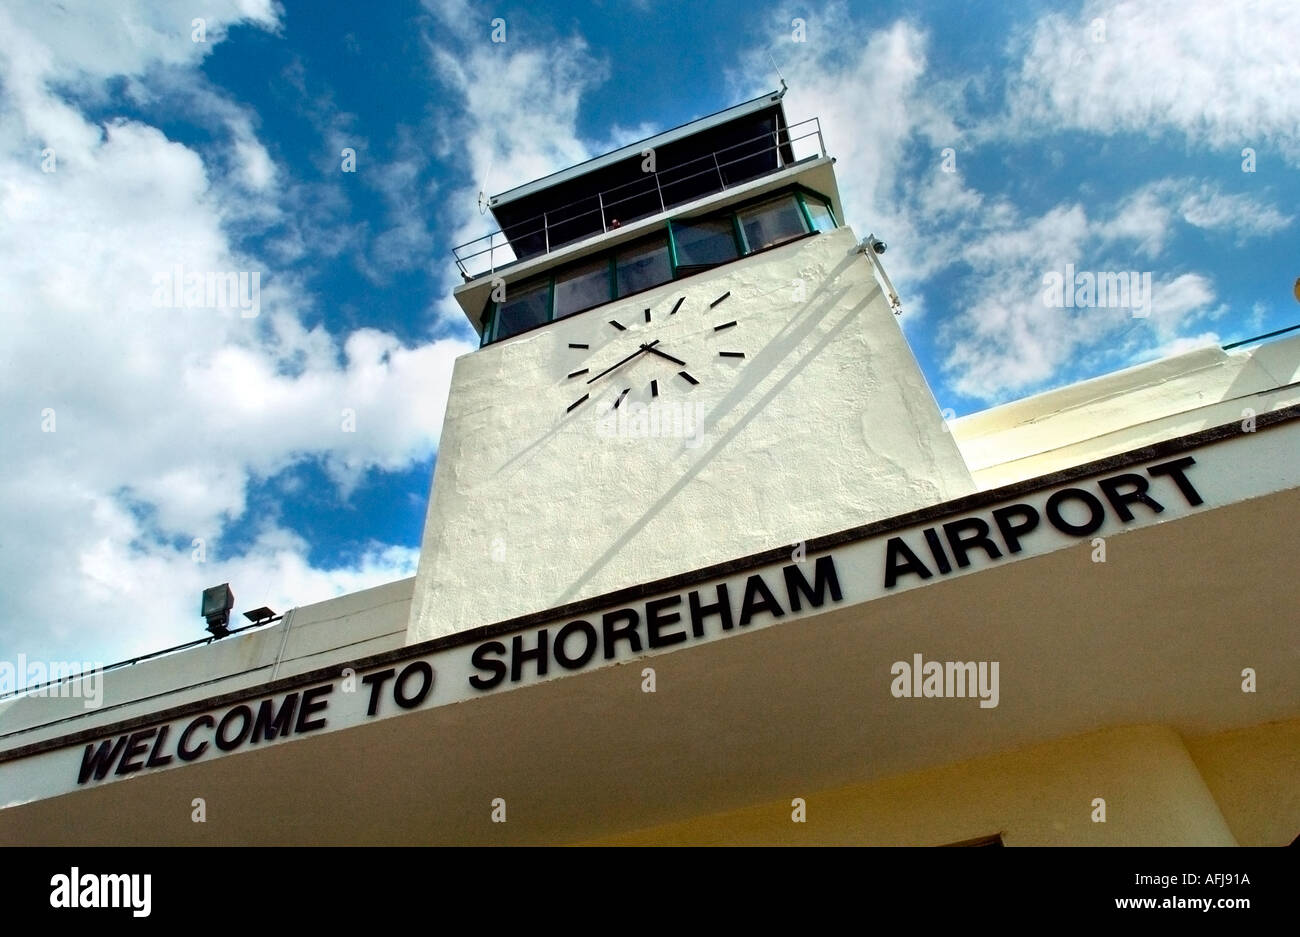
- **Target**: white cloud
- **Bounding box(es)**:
[1176,186,1292,239]
[0,1,473,665]
[419,2,627,329]
[1006,0,1300,163]
[725,3,1284,404]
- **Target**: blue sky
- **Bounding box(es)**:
[2,0,1297,667]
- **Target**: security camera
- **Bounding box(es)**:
[861,234,887,255]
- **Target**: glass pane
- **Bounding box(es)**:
[738,195,807,252]
[804,197,836,233]
[616,238,672,296]
[554,259,611,319]
[494,280,550,340]
[672,217,739,268]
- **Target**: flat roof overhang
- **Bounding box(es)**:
[488,91,788,211]
[3,408,1298,844]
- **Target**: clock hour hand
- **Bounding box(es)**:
[586,339,660,385]
[640,343,685,367]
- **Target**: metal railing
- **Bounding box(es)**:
[452,116,828,280]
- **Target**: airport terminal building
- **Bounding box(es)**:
[2,92,1298,845]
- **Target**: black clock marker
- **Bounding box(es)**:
[719,351,745,359]
[710,291,731,308]
[678,371,699,386]
[568,342,589,349]
[644,308,652,323]
[714,320,736,332]
[609,319,626,331]
[567,368,589,378]
[613,387,631,410]
[669,296,685,316]
[567,394,589,412]
[650,379,658,398]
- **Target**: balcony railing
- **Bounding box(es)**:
[452,116,828,280]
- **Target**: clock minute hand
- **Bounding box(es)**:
[586,339,660,385]
[641,343,685,366]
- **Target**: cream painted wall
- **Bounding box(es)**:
[585,725,1240,846]
[953,335,1300,489]
[1186,718,1300,847]
[407,227,976,643]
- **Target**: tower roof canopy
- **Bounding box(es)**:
[486,91,795,262]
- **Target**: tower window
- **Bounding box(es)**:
[802,195,836,233]
[482,183,837,345]
[737,194,808,252]
[616,237,673,297]
[554,257,612,319]
[493,279,551,340]
[670,216,740,270]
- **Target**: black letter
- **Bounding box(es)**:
[361,669,395,716]
[942,517,1004,568]
[554,620,598,669]
[1098,472,1164,522]
[510,629,549,682]
[646,595,686,648]
[1146,456,1203,506]
[469,641,507,691]
[145,725,173,768]
[216,704,253,751]
[115,728,156,775]
[884,536,932,588]
[922,528,953,574]
[602,609,643,660]
[991,503,1039,554]
[783,555,843,612]
[295,684,332,733]
[738,574,785,627]
[1045,488,1106,536]
[688,584,732,635]
[251,693,299,742]
[178,715,213,762]
[78,735,128,785]
[394,661,434,708]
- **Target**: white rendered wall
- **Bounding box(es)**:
[408,227,976,642]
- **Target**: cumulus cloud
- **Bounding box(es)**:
[727,1,1287,404]
[0,1,472,665]
[1005,0,1300,163]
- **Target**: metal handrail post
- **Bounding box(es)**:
[598,193,607,232]
[655,173,665,212]
[543,212,549,253]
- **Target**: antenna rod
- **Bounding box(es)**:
[767,50,788,93]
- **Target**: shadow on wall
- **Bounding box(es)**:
[557,246,875,603]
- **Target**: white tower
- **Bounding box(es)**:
[408,91,976,643]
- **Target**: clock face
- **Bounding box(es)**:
[562,290,745,414]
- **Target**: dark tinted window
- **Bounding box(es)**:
[672,217,739,269]
[737,195,808,251]
[554,258,611,319]
[494,280,550,339]
[616,238,672,296]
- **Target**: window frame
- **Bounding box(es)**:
[481,183,838,346]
